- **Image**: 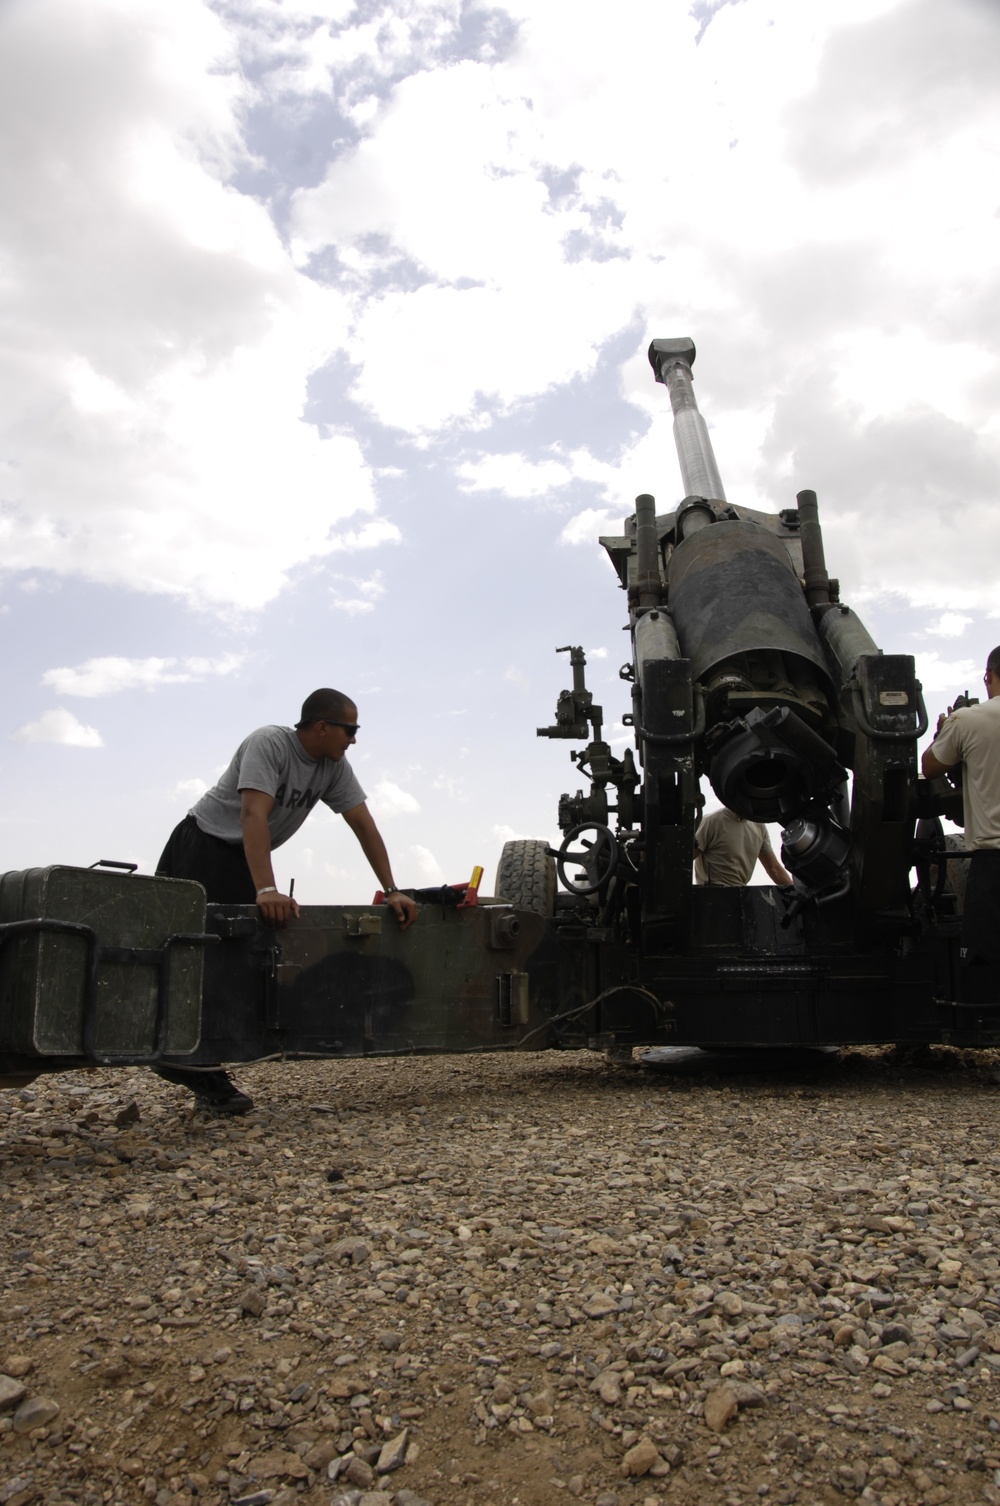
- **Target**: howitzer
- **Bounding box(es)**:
[532,337,929,957]
[1,340,997,1090]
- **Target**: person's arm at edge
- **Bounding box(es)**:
[341,801,418,929]
[759,847,794,887]
[921,746,953,780]
[240,788,300,925]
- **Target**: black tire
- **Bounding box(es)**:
[495,840,556,917]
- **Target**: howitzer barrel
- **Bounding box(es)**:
[648,338,727,504]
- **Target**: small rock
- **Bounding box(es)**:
[392,1493,433,1506]
[582,1294,619,1318]
[344,1456,376,1489]
[729,1381,765,1408]
[114,1100,141,1128]
[0,1377,27,1412]
[12,1396,59,1434]
[527,1386,555,1417]
[256,1449,308,1481]
[593,1369,622,1405]
[567,1477,585,1497]
[303,1440,339,1471]
[231,1493,275,1506]
[1,1358,33,1380]
[377,1331,402,1352]
[375,1429,408,1474]
[357,1494,393,1506]
[621,1437,661,1477]
[240,1287,266,1318]
[703,1384,738,1433]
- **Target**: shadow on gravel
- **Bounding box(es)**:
[634,1041,1000,1092]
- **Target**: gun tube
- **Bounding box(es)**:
[648,338,727,504]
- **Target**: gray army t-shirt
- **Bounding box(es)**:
[190,725,366,848]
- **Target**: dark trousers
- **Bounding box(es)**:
[154,817,255,1095]
[157,815,257,903]
[962,850,1000,964]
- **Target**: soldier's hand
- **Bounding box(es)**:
[385,891,418,930]
[256,891,300,928]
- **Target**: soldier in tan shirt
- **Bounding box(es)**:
[694,806,793,887]
[922,645,1000,962]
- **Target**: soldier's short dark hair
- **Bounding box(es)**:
[296,688,355,729]
[988,647,1000,679]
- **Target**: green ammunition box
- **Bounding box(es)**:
[0,867,205,1059]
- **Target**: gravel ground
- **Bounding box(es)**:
[3,1047,1000,1506]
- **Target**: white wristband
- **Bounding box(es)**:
[256,886,278,896]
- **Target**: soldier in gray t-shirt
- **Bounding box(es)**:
[191,723,368,849]
[154,687,418,1114]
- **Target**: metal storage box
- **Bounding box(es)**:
[0,867,206,1059]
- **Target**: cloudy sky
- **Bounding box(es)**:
[2,0,998,900]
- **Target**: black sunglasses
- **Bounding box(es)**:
[323,721,359,737]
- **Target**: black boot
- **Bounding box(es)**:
[153,1064,254,1115]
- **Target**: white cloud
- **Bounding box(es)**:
[174,777,208,801]
[926,613,974,640]
[12,708,103,748]
[367,779,420,817]
[329,568,387,616]
[560,508,623,545]
[408,843,444,884]
[432,774,470,802]
[457,453,574,498]
[0,0,388,611]
[913,652,979,694]
[42,652,245,697]
[492,822,531,845]
[327,520,402,553]
[279,0,1000,610]
[4,0,1000,626]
